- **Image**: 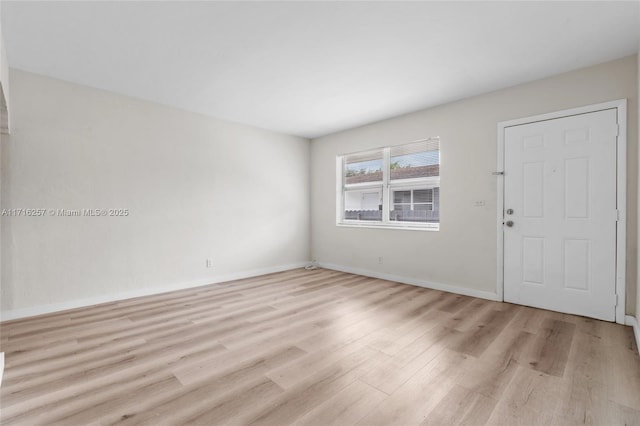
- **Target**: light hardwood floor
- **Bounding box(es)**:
[1,268,639,425]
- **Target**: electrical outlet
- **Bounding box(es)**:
[206,258,213,268]
[378,256,383,264]
[473,200,486,207]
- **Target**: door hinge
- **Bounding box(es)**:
[614,294,618,306]
[615,124,620,137]
[616,210,620,221]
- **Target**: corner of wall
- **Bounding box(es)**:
[636,51,640,327]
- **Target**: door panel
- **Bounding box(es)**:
[522,237,544,284]
[504,109,617,321]
[522,162,544,217]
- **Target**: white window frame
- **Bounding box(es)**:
[336,139,440,231]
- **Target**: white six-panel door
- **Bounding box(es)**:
[503,108,618,321]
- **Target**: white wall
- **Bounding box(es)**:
[637,50,640,326]
[0,3,8,379]
[0,2,9,133]
[0,69,310,316]
[312,55,639,313]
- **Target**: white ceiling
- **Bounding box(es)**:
[2,1,639,139]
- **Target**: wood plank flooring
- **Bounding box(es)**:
[1,268,639,425]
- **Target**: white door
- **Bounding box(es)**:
[504,109,618,321]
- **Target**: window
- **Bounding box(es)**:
[342,150,383,221]
[337,139,440,230]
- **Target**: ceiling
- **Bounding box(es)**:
[2,1,639,139]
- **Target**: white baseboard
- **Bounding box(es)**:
[318,262,501,302]
[0,262,309,322]
[624,315,640,355]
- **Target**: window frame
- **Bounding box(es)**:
[336,139,440,231]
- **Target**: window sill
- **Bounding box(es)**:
[336,222,440,232]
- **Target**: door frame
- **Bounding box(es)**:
[496,99,627,324]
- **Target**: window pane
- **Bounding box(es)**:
[413,189,433,203]
[344,188,382,221]
[390,209,427,222]
[344,150,383,185]
[390,139,439,180]
[393,190,411,203]
[394,204,411,211]
[414,204,433,211]
[390,187,438,223]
